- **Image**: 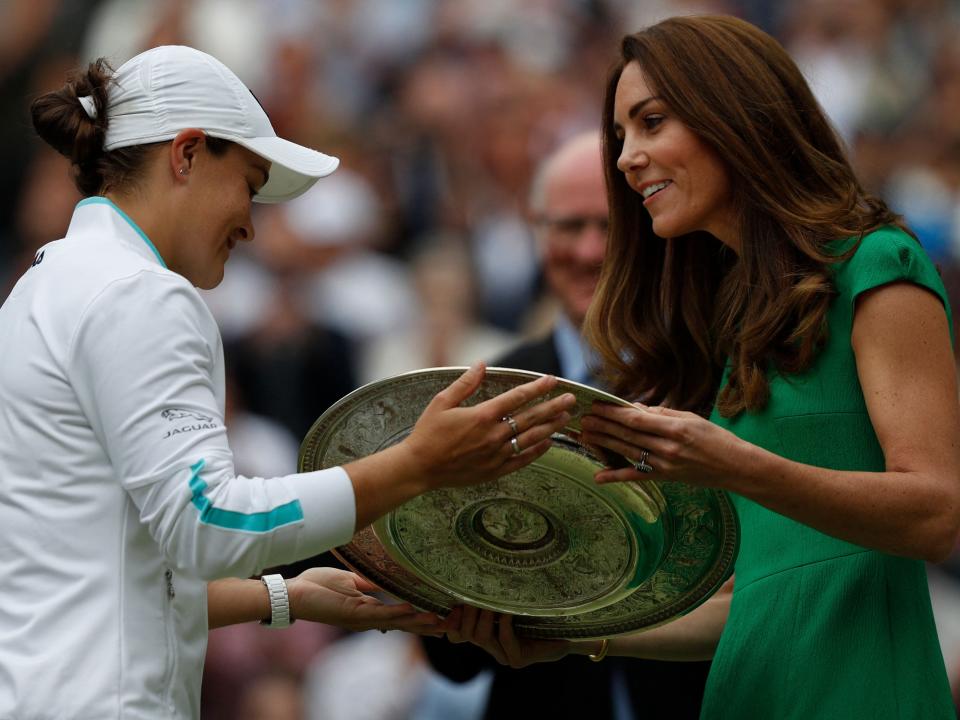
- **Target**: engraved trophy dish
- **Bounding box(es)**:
[299,367,739,639]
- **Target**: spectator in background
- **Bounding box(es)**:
[422,131,711,719]
[305,629,491,720]
[498,130,611,383]
[359,240,516,383]
[235,670,304,720]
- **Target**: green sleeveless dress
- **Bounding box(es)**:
[699,228,956,719]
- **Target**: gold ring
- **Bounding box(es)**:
[588,638,609,662]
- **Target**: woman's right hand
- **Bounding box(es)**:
[443,606,572,668]
[345,363,576,530]
[399,363,576,489]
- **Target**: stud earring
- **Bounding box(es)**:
[178,168,187,176]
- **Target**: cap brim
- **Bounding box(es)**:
[229,135,340,203]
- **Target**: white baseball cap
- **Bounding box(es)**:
[101,45,339,203]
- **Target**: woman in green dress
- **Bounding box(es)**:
[444,15,960,719]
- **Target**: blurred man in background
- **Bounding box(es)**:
[499,130,608,382]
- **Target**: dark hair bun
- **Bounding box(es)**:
[30,58,113,196]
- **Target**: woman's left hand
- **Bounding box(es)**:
[443,606,570,669]
[286,567,444,635]
[582,402,747,487]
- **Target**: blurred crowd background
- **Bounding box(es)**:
[3,0,960,717]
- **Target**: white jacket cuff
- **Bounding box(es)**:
[285,466,356,556]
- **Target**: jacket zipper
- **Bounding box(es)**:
[162,568,178,710]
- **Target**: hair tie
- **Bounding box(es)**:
[78,95,98,120]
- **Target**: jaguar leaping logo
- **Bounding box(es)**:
[162,409,215,423]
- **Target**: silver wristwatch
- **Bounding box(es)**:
[260,574,293,628]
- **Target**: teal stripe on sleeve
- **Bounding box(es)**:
[187,459,304,532]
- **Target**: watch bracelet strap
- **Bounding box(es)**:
[260,573,293,628]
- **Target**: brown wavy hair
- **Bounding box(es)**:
[585,15,911,416]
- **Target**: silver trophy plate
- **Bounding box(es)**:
[299,367,738,638]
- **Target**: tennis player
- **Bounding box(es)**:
[0,45,574,718]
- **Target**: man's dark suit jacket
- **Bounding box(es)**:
[422,333,711,719]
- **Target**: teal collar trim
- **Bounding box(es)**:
[77,196,167,268]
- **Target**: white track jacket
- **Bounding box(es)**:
[0,198,357,718]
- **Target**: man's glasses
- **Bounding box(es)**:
[534,215,609,240]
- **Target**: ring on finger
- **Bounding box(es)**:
[635,449,654,473]
[501,415,520,436]
[510,436,522,455]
